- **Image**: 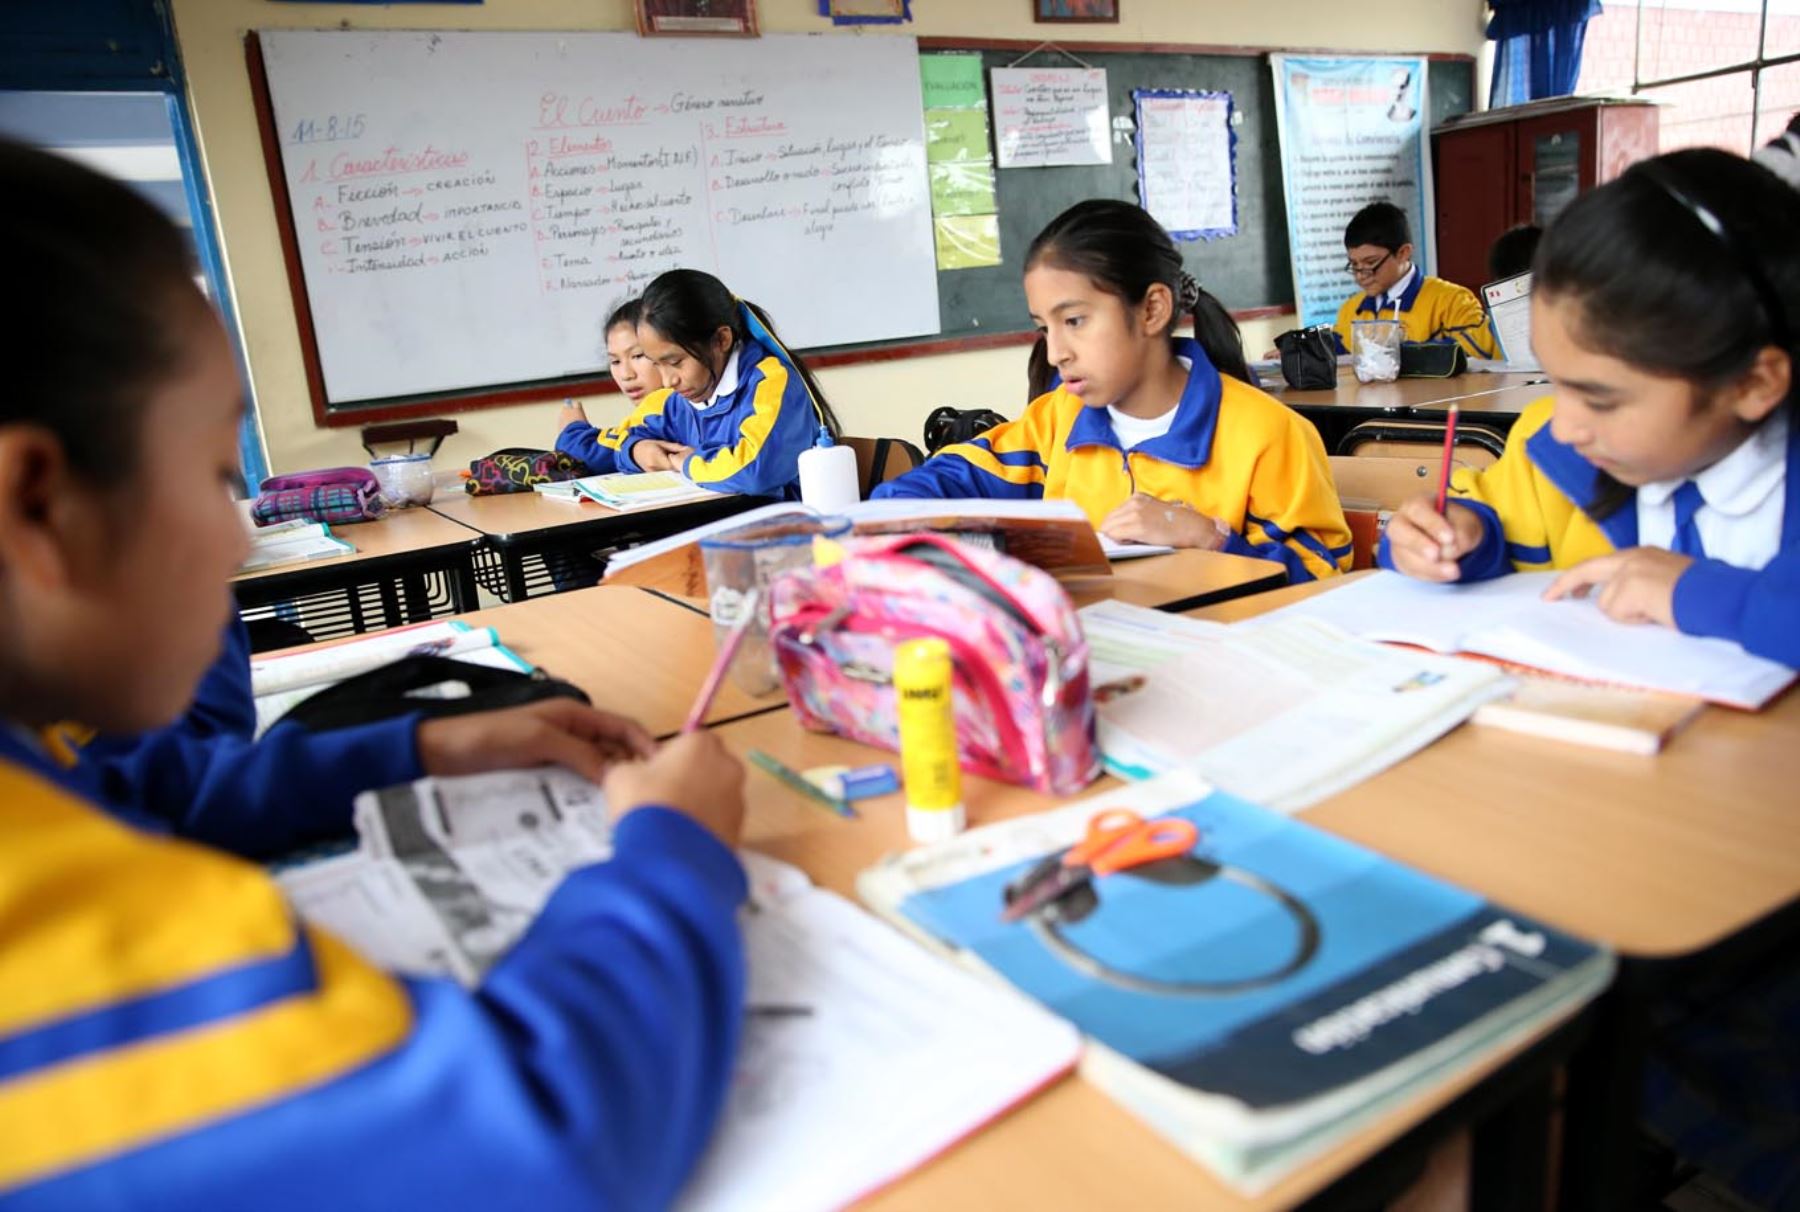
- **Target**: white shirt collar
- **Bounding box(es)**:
[1638,410,1790,516]
[1380,265,1418,309]
[694,344,741,410]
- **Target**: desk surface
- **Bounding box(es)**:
[234,505,479,583]
[448,585,778,735]
[427,489,634,538]
[1270,369,1546,412]
[1189,578,1800,959]
[1062,548,1288,610]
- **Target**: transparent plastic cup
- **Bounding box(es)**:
[1350,319,1406,383]
[699,516,851,696]
[369,452,436,508]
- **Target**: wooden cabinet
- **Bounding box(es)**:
[1431,98,1659,292]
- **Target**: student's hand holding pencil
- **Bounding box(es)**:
[605,731,746,846]
[1384,496,1487,582]
[417,700,656,784]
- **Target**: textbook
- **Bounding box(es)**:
[1080,601,1510,811]
[278,769,1081,1211]
[534,470,720,511]
[857,772,1613,1194]
[1261,570,1795,710]
[248,620,532,736]
[1471,676,1704,755]
[238,519,353,572]
[603,497,1112,595]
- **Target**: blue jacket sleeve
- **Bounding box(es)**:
[611,409,683,475]
[871,444,1045,502]
[5,806,747,1212]
[679,360,815,500]
[88,715,425,858]
[1674,550,1800,667]
[554,421,621,475]
[1377,498,1513,582]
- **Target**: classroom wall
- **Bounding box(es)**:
[170,0,1487,476]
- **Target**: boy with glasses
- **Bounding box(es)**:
[1332,201,1497,359]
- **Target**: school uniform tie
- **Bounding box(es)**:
[1671,480,1707,559]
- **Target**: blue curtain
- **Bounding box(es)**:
[1488,0,1603,108]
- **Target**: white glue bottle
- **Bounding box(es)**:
[798,425,860,511]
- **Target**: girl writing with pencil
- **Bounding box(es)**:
[1381,149,1798,668]
[554,296,674,473]
[0,140,750,1210]
[613,268,841,500]
[874,199,1351,583]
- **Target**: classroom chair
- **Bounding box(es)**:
[1335,419,1506,465]
[842,435,926,499]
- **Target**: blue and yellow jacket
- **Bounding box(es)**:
[555,388,675,475]
[1378,397,1800,667]
[613,337,819,499]
[0,728,746,1210]
[872,338,1353,583]
[1332,273,1497,359]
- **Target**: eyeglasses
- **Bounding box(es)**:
[1344,251,1393,279]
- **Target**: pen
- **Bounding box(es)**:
[747,1004,815,1018]
[747,748,857,819]
[682,588,759,733]
[1435,403,1460,516]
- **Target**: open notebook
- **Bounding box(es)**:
[1080,600,1510,811]
[1259,571,1794,710]
[276,769,1080,1211]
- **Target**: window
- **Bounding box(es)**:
[1575,0,1800,155]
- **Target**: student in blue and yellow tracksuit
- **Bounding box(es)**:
[874,199,1351,584]
[611,269,841,500]
[1333,201,1497,359]
[0,139,749,1211]
[554,297,674,473]
[1382,149,1799,672]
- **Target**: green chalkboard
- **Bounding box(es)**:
[922,50,1474,343]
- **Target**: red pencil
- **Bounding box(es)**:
[1435,404,1460,515]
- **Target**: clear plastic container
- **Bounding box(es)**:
[699,516,851,696]
[369,453,436,508]
[1350,319,1405,384]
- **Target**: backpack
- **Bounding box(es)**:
[1274,325,1339,390]
[922,406,1010,454]
[466,448,590,496]
[251,468,385,527]
[767,533,1100,796]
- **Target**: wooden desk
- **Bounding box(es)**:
[1189,577,1800,1212]
[447,584,778,736]
[1062,549,1288,612]
[234,506,481,642]
[713,711,1589,1212]
[429,490,760,603]
[1189,578,1800,959]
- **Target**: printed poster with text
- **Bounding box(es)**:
[1270,55,1435,328]
[991,67,1111,169]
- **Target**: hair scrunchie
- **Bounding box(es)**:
[1177,271,1203,311]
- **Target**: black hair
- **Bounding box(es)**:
[1487,224,1542,281]
[1535,148,1799,518]
[638,268,840,438]
[1344,201,1411,253]
[2,138,201,480]
[604,296,643,332]
[1023,199,1251,398]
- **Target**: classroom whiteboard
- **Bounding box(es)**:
[258,30,940,404]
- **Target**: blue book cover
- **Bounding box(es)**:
[860,773,1610,1182]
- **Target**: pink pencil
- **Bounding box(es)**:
[683,589,761,732]
[1435,405,1460,515]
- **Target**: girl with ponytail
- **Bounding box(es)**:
[618,268,840,500]
[876,199,1350,582]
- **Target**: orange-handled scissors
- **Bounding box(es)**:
[1001,809,1200,922]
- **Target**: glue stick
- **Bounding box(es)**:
[893,638,964,842]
